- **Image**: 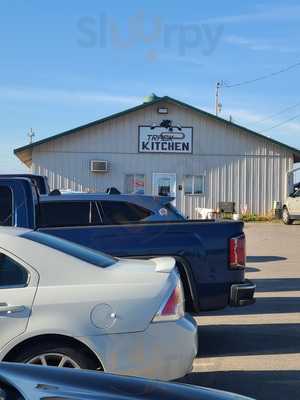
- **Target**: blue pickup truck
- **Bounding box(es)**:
[0,176,255,313]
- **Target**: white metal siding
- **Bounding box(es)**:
[31,100,294,218]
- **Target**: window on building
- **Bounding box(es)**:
[125,174,145,194]
[184,175,205,195]
[100,201,151,224]
[0,253,28,287]
[39,201,102,227]
[0,186,13,226]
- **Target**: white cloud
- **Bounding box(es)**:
[0,86,140,106]
[158,54,204,67]
[223,34,299,53]
[202,4,300,25]
[225,109,266,125]
[223,108,300,138]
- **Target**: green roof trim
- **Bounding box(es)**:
[14,95,300,162]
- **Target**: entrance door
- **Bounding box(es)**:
[152,173,176,204]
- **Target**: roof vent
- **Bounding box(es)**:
[143,93,160,103]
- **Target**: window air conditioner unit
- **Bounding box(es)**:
[90,160,109,172]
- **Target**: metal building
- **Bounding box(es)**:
[14,94,300,218]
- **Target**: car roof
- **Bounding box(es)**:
[0,174,43,178]
[0,362,252,400]
[39,193,170,203]
[0,227,31,237]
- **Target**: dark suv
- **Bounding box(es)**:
[38,193,185,227]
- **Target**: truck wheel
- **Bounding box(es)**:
[282,208,293,225]
[12,341,99,370]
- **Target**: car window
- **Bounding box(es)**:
[99,201,151,224]
[22,231,116,268]
[39,201,102,227]
[0,186,13,227]
[0,253,28,287]
[295,190,300,198]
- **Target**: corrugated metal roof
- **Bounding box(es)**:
[14,95,300,162]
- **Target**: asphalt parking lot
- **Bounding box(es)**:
[180,222,300,400]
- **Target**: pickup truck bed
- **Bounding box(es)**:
[0,176,255,313]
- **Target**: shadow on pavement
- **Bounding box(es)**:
[247,255,287,263]
[245,266,261,273]
[197,323,300,357]
[179,370,300,400]
[200,296,300,316]
[254,278,300,292]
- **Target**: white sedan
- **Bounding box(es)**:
[0,228,197,381]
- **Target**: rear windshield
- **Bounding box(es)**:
[32,176,50,195]
[100,201,152,224]
[22,231,116,268]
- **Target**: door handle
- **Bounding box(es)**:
[0,303,25,314]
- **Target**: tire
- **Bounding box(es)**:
[282,207,293,225]
[12,340,98,370]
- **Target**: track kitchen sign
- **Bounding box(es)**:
[138,122,193,153]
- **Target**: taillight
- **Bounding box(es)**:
[229,235,246,269]
[152,279,185,322]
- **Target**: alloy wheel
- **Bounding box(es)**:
[27,353,81,368]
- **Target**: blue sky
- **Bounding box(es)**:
[1,0,300,172]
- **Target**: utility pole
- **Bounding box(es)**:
[28,128,35,144]
[215,81,223,116]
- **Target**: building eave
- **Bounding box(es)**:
[15,148,32,167]
[163,96,300,163]
[14,95,300,164]
[14,96,165,159]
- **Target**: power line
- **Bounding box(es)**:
[251,101,300,125]
[259,112,300,133]
[223,61,300,88]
